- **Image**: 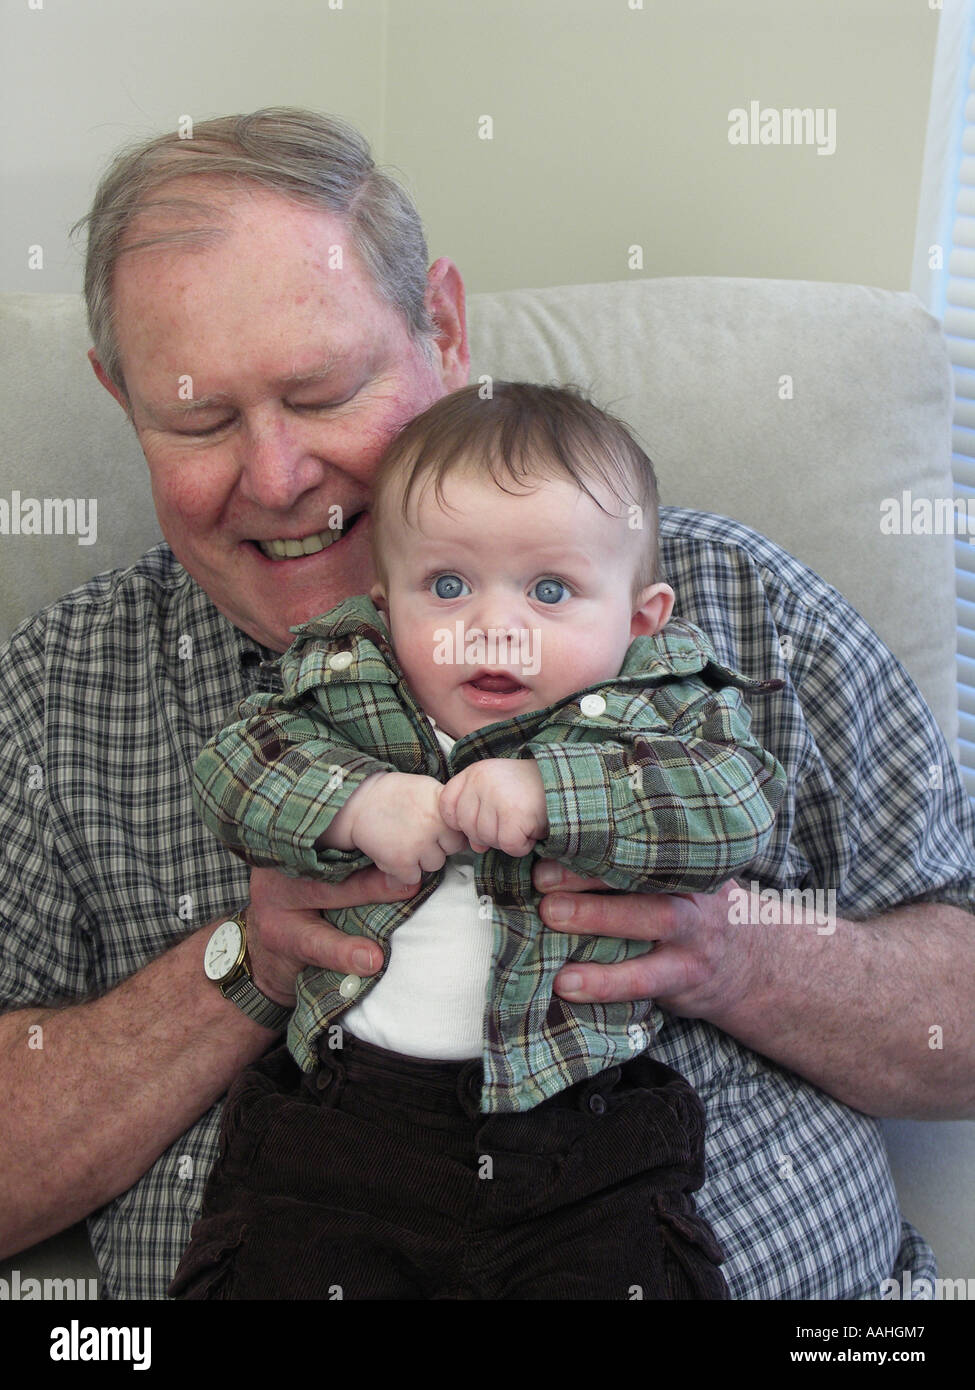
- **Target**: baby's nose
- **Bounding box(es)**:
[470,591,528,636]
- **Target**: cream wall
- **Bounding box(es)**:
[0,0,940,296]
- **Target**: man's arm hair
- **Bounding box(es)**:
[0,922,271,1259]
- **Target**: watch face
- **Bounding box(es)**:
[204,919,245,982]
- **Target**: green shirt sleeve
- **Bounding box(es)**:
[192,690,393,881]
[527,681,787,892]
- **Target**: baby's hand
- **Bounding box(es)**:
[439,759,548,857]
[341,772,468,886]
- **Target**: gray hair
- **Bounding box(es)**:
[74,107,437,394]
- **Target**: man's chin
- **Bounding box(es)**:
[225,588,343,652]
[179,528,375,650]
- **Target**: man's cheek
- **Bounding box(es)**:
[151,470,225,525]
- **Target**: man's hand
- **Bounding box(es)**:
[534,863,744,1016]
[534,861,975,1118]
[440,758,548,855]
[247,864,422,1001]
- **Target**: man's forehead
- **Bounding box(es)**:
[109,186,388,375]
[117,180,355,271]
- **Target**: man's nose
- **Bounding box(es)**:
[236,417,327,511]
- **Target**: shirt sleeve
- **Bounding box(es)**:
[526,680,787,893]
[659,512,975,918]
[191,691,394,881]
[0,620,96,1010]
[758,589,975,920]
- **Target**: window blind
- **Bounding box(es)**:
[915,0,975,797]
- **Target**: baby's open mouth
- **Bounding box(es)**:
[255,511,364,560]
[468,674,527,693]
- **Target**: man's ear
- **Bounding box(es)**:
[88,348,132,417]
[630,583,675,638]
[424,258,469,391]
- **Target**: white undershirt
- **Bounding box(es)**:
[341,723,494,1059]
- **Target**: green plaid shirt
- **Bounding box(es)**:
[195,596,787,1112]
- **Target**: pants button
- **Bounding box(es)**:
[588,1093,607,1116]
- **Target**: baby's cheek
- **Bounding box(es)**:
[399,646,456,717]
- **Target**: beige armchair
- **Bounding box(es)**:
[1,277,971,1290]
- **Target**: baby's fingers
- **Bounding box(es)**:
[439,825,469,858]
[438,776,464,830]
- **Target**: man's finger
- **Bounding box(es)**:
[306,865,421,909]
[254,910,384,977]
[553,952,662,1004]
[551,938,712,1007]
[538,887,691,940]
[533,861,611,893]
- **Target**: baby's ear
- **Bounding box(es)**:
[631,583,675,638]
[369,581,389,616]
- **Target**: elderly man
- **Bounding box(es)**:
[0,109,972,1301]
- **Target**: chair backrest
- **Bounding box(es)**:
[466,278,957,743]
[0,280,967,1277]
[0,279,957,741]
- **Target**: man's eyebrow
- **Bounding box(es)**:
[282,354,347,386]
[156,355,350,415]
[164,394,234,416]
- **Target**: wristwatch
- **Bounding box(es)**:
[204,910,292,1032]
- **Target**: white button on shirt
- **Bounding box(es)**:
[579,694,607,717]
[328,651,354,672]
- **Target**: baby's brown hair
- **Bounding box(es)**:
[370,382,662,594]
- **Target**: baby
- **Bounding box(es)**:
[173,382,786,1301]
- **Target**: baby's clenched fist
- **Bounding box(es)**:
[439,759,548,857]
[327,771,467,886]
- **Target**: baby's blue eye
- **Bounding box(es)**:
[433,574,469,599]
[532,578,569,605]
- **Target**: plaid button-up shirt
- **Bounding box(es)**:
[193,595,788,1111]
[2,510,970,1298]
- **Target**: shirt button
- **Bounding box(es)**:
[338,974,361,999]
[328,651,354,672]
[579,694,606,717]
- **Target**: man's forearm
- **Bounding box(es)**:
[0,920,276,1259]
[707,899,975,1119]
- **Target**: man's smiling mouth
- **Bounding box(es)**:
[254,511,364,560]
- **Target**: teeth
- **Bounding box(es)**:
[257,526,345,561]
